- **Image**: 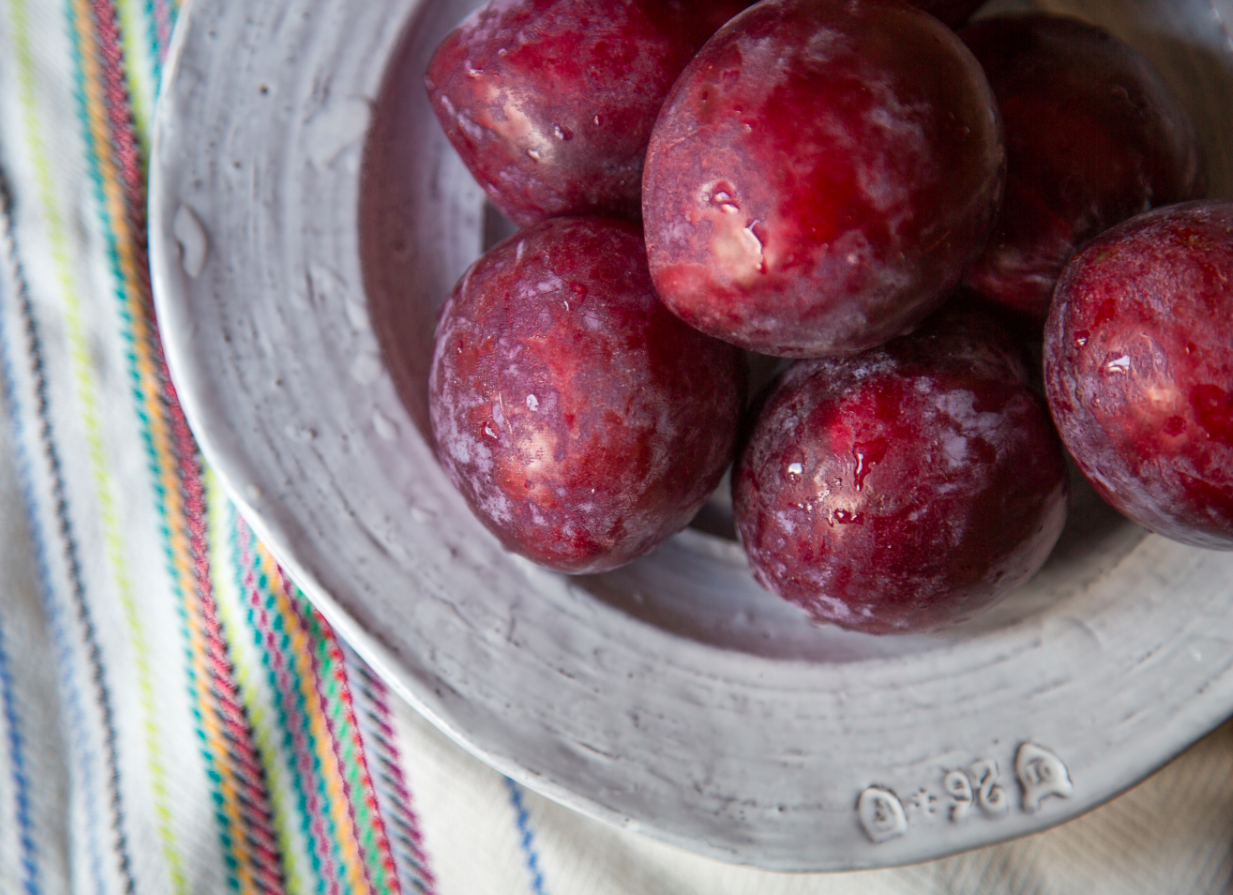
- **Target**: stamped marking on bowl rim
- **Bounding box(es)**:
[149,0,1233,869]
[1017,742,1075,813]
[857,786,908,843]
[858,743,1074,843]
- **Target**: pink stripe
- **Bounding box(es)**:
[346,657,437,892]
[154,0,172,63]
[86,0,290,888]
[320,617,405,892]
[278,579,381,895]
[238,522,344,894]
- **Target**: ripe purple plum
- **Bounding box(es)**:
[429,217,747,574]
[1044,201,1233,549]
[424,0,753,227]
[642,0,1004,359]
[734,304,1068,634]
[962,13,1204,319]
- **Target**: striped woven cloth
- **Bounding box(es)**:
[2,1,1233,893]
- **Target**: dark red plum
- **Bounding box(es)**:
[962,14,1204,319]
[1045,201,1233,549]
[424,0,753,227]
[642,0,1004,359]
[734,304,1068,634]
[429,217,747,574]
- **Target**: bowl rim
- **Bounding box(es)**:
[148,0,1233,871]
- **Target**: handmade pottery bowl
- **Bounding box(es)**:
[150,0,1233,870]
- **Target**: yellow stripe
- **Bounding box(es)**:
[207,470,308,895]
[258,546,371,894]
[9,0,188,888]
[67,0,265,888]
[113,0,154,160]
[179,577,257,893]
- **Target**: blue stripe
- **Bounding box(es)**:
[230,509,334,895]
[341,644,438,895]
[0,162,114,895]
[505,778,549,895]
[0,613,40,895]
[59,0,165,888]
[142,0,162,94]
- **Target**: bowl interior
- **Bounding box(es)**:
[152,0,1233,872]
[358,0,1229,661]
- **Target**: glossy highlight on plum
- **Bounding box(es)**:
[1045,201,1233,549]
[429,217,748,573]
[642,0,1005,358]
[734,303,1069,634]
[424,0,754,226]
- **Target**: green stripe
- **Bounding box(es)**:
[60,0,227,886]
[9,0,188,889]
[207,471,306,895]
[232,516,333,895]
[115,0,155,161]
[304,612,396,894]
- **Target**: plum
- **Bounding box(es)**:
[641,0,1004,359]
[962,13,1204,320]
[429,217,748,574]
[733,303,1068,634]
[424,0,753,227]
[1044,201,1233,549]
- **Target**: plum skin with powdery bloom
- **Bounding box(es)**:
[960,13,1204,320]
[1045,201,1233,549]
[734,305,1069,634]
[423,0,754,227]
[642,0,1005,359]
[428,216,748,574]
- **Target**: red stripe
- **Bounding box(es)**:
[319,623,406,895]
[154,0,172,63]
[282,587,385,895]
[86,0,289,889]
[343,650,438,892]
[238,522,344,891]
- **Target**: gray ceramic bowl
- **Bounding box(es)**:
[150,0,1233,870]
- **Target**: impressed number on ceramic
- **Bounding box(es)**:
[858,742,1074,843]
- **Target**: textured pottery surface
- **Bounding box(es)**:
[149,0,1233,871]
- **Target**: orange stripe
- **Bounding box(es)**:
[257,545,372,893]
[69,0,260,887]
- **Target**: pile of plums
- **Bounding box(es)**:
[421,0,1226,635]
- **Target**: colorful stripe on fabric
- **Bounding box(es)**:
[235,518,352,895]
[0,605,39,895]
[151,0,173,68]
[302,608,401,895]
[43,0,187,887]
[207,474,309,895]
[0,171,42,895]
[231,512,436,895]
[342,646,438,895]
[4,6,141,889]
[244,519,385,895]
[112,0,155,160]
[64,0,290,889]
[507,779,550,895]
[0,159,111,895]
